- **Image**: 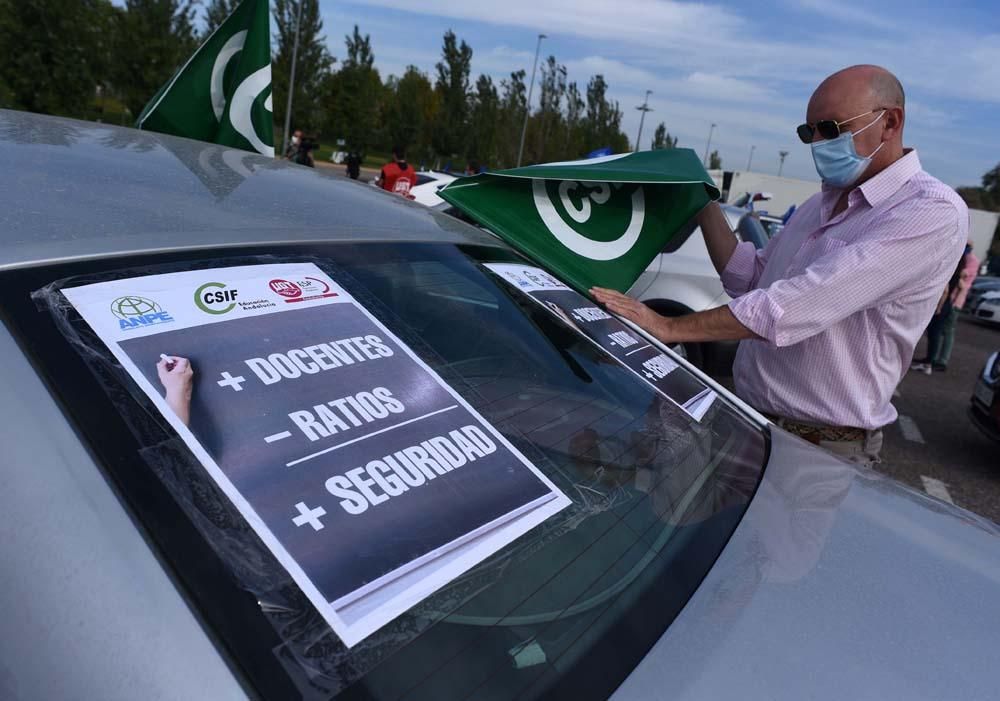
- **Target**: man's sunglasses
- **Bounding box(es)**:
[796,109,885,144]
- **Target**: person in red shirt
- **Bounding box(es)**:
[378,145,418,199]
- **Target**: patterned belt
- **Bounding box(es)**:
[763,414,867,445]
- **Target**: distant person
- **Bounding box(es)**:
[291,135,315,168]
[912,241,979,373]
[284,129,303,160]
[378,145,418,199]
[345,151,362,180]
[591,65,968,467]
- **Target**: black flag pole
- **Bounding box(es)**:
[281,0,305,156]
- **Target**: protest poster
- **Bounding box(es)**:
[484,263,716,421]
[61,262,570,647]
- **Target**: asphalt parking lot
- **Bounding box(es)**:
[878,316,1000,522]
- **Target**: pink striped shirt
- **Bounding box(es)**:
[723,150,968,429]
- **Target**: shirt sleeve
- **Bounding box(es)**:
[729,199,967,348]
[720,240,769,298]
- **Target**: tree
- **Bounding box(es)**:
[582,74,628,153]
[110,0,198,117]
[709,150,722,169]
[272,0,333,140]
[957,187,994,212]
[497,70,526,167]
[382,66,437,164]
[324,25,380,152]
[651,122,678,150]
[468,74,499,166]
[984,163,1000,200]
[432,30,472,161]
[562,80,585,159]
[203,0,239,36]
[532,55,567,163]
[0,0,118,118]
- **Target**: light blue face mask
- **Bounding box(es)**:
[810,110,885,188]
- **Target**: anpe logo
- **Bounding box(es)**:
[269,279,302,299]
[195,281,239,314]
[111,295,174,331]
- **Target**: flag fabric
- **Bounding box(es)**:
[439,150,720,294]
[136,0,274,156]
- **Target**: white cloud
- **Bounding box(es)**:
[793,0,897,31]
[328,0,997,185]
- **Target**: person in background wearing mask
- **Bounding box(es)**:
[591,65,968,467]
[284,129,303,160]
[377,145,418,199]
[912,241,979,374]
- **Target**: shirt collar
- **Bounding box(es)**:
[818,149,920,222]
[857,148,921,207]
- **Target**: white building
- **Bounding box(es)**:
[709,169,998,259]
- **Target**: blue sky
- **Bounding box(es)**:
[305,1,997,186]
[302,0,998,187]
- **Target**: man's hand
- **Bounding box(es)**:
[157,355,194,426]
[589,287,669,339]
[590,288,758,345]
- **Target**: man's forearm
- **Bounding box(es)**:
[647,305,759,344]
[697,202,739,275]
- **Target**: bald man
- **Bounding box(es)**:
[592,65,968,467]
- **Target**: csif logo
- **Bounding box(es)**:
[111,296,174,331]
[195,281,239,314]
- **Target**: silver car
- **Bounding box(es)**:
[2,111,999,701]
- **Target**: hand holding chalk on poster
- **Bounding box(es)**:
[157,354,194,426]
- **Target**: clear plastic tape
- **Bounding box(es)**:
[32,254,667,697]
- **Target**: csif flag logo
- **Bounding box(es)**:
[532,179,646,261]
[437,149,718,293]
[135,0,274,156]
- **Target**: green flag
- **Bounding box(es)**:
[136,0,274,156]
[439,150,720,293]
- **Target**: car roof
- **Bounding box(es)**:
[0,110,500,271]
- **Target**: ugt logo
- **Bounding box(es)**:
[532,172,646,261]
[269,278,302,299]
[110,295,174,331]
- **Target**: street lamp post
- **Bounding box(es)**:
[281,0,305,157]
[516,33,546,168]
[634,90,653,152]
[746,145,755,172]
[702,122,717,167]
[778,150,789,177]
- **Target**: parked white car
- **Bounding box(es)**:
[973,290,1000,325]
[629,205,768,371]
[409,170,458,208]
[369,170,458,208]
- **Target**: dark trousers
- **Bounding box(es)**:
[926,305,959,366]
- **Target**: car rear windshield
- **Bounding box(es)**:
[1,242,768,701]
